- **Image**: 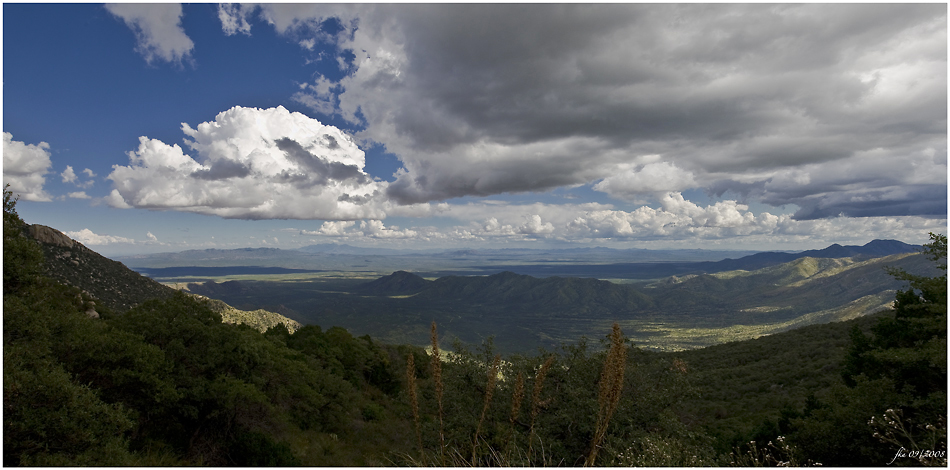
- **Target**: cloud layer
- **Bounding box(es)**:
[272,4,945,218]
[290,197,945,248]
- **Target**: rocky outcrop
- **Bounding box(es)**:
[24,223,296,332]
[28,225,75,249]
[191,294,301,333]
[25,224,177,312]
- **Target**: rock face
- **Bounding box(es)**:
[25,224,177,312]
[24,223,297,332]
[28,225,75,249]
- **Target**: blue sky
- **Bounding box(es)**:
[3,4,947,256]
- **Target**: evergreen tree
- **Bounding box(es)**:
[843,232,946,402]
[793,233,947,466]
[3,185,44,292]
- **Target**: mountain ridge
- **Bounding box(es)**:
[25,224,299,332]
[702,239,919,273]
[335,250,931,352]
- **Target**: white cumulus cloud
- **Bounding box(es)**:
[61,165,77,184]
[107,106,387,220]
[566,192,775,241]
[3,132,53,202]
[594,161,698,200]
[66,228,136,245]
[358,220,418,239]
[518,214,555,236]
[61,165,94,188]
[285,196,944,249]
[303,220,357,236]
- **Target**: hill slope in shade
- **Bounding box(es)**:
[25,224,299,332]
[357,253,929,319]
[355,270,431,295]
[27,224,177,312]
[414,271,656,316]
[655,253,934,317]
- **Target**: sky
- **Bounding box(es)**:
[3,3,947,256]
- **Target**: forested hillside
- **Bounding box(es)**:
[23,223,299,333]
[4,187,945,466]
[4,190,415,465]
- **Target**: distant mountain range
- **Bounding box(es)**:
[691,239,919,273]
[297,243,409,256]
[183,241,934,353]
[342,250,932,352]
[462,239,921,279]
[303,239,916,261]
[122,238,921,282]
[356,249,928,319]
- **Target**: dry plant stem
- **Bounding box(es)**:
[506,371,525,459]
[585,323,628,467]
[406,353,423,461]
[471,354,502,465]
[430,322,446,466]
[527,355,554,463]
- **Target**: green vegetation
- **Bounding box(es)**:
[4,187,945,466]
[4,188,412,465]
[787,232,947,466]
[671,233,947,466]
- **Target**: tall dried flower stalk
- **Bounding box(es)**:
[471,354,502,465]
[507,371,525,456]
[406,352,423,459]
[527,355,554,462]
[585,323,628,466]
[430,322,446,465]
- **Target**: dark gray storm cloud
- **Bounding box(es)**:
[374,4,942,148]
[275,137,369,186]
[190,158,251,180]
[792,185,948,220]
[282,4,946,219]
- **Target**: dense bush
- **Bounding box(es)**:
[3,188,414,465]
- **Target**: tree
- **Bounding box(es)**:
[793,233,947,466]
[843,232,946,399]
[3,185,44,292]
